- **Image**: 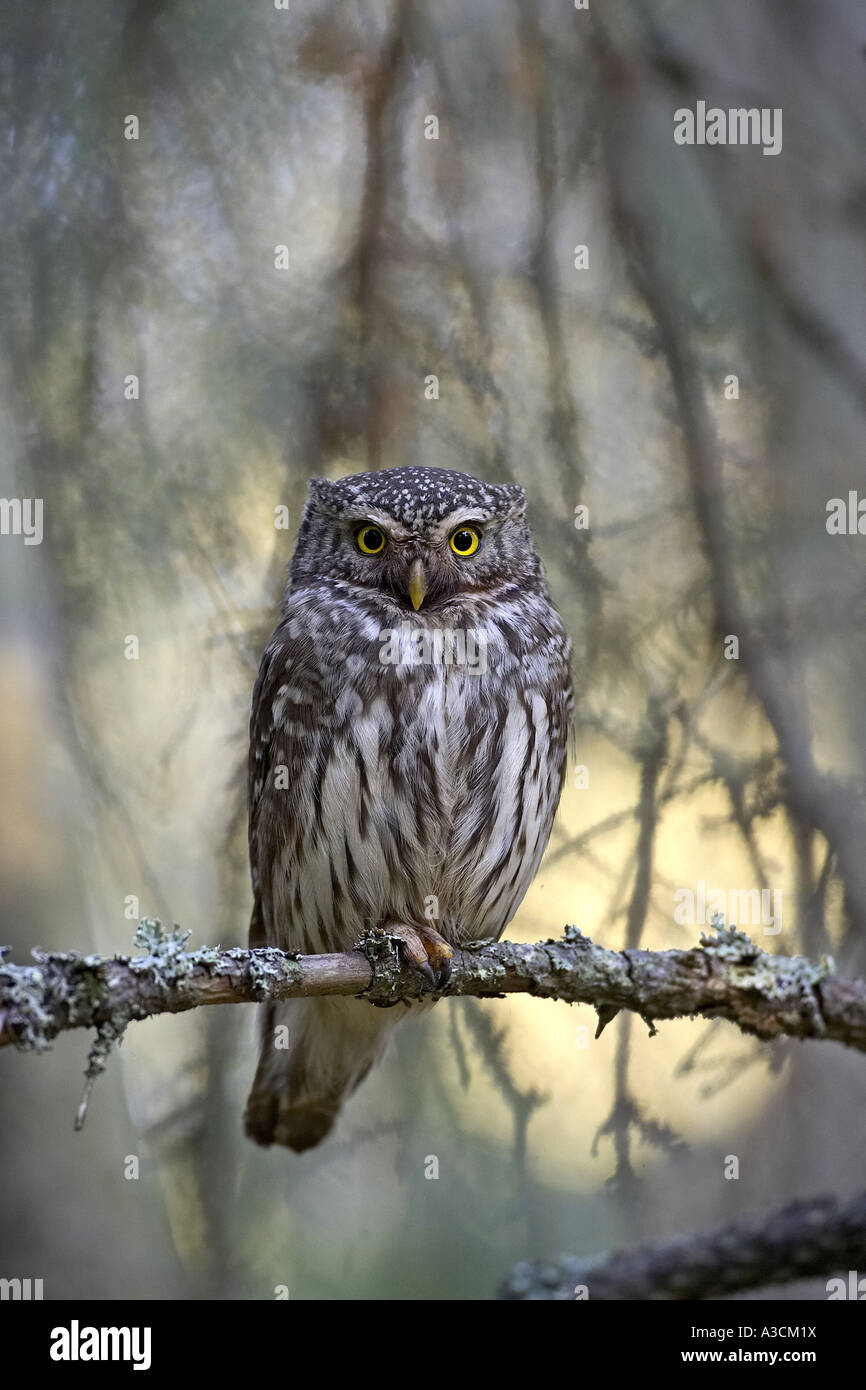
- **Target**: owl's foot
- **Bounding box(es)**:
[388,922,453,990]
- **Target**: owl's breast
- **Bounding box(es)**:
[329,616,561,944]
[263,598,570,954]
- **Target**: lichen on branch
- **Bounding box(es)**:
[0,920,864,1064]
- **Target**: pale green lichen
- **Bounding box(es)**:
[356,928,419,1007]
[132,917,193,974]
[0,947,54,1052]
[246,946,302,1000]
[75,1018,127,1131]
[562,924,588,946]
[699,919,829,1034]
[129,918,231,992]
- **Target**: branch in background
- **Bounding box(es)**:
[589,10,866,943]
[499,1188,866,1300]
[1,919,865,1057]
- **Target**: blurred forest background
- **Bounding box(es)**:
[1,0,865,1300]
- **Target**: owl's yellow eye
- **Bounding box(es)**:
[449,526,481,557]
[356,525,386,555]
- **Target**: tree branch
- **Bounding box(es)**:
[1,920,865,1058]
[499,1188,866,1300]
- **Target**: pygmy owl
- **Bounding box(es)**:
[245,465,573,1150]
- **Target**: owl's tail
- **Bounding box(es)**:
[244,997,400,1151]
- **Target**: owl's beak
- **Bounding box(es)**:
[407,558,427,611]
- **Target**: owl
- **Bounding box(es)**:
[244,465,573,1150]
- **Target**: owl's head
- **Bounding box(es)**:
[290,466,542,612]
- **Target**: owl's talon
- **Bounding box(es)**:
[388,923,435,985]
[421,929,453,991]
[387,922,453,992]
[416,960,437,988]
[434,956,452,990]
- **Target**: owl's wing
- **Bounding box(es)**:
[247,614,327,948]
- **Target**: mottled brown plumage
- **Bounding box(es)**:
[245,466,572,1150]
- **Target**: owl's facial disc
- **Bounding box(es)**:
[345,509,491,612]
[294,470,541,616]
